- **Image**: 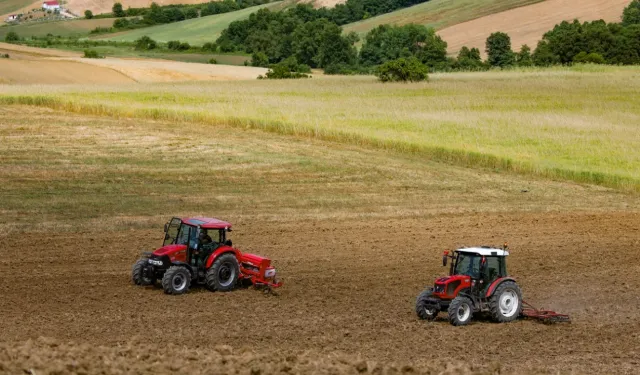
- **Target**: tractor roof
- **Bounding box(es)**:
[456,247,509,256]
[182,217,232,229]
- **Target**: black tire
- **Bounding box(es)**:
[162,266,191,295]
[205,253,239,292]
[415,290,439,320]
[489,280,522,323]
[132,259,155,286]
[447,296,474,326]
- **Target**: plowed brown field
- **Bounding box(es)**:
[1,106,639,374]
[439,0,632,56]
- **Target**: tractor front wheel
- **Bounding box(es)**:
[448,296,474,326]
[205,253,239,292]
[415,290,439,320]
[162,266,191,295]
[489,281,522,323]
[132,259,155,286]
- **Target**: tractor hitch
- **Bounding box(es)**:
[521,300,571,324]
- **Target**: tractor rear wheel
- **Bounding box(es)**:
[415,290,439,320]
[132,259,155,286]
[162,266,191,295]
[448,296,474,326]
[489,280,522,323]
[205,253,239,292]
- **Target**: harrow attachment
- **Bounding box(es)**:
[521,300,571,324]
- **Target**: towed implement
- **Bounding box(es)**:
[416,244,569,326]
[132,217,282,295]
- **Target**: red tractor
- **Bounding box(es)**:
[416,245,523,326]
[131,217,282,295]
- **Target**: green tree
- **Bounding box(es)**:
[516,44,533,66]
[4,31,20,42]
[376,57,428,82]
[486,32,515,67]
[622,0,640,26]
[455,46,485,70]
[84,10,93,19]
[532,40,558,66]
[360,24,447,68]
[112,2,126,17]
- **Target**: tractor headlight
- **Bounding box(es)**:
[265,268,276,278]
[149,259,163,266]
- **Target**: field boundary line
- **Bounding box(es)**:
[1,95,638,193]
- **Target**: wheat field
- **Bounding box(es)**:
[1,65,639,191]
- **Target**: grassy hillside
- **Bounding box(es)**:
[343,0,544,38]
[100,2,284,45]
[1,65,639,190]
[0,18,117,39]
[0,0,37,17]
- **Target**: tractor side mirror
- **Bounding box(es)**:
[442,250,449,267]
[164,223,168,232]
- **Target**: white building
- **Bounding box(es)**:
[5,14,19,22]
[42,1,61,11]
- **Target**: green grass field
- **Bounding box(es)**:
[0,0,36,16]
[0,18,117,39]
[343,0,544,38]
[99,2,283,45]
[1,65,639,191]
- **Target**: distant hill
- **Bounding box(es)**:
[438,0,631,56]
[343,0,632,56]
[0,18,117,39]
[65,0,216,15]
[342,0,545,38]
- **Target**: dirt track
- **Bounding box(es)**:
[1,211,639,374]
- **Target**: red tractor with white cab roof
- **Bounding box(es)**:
[132,217,282,295]
[416,244,569,325]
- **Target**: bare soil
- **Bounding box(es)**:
[439,0,632,56]
[0,42,268,84]
[1,212,639,373]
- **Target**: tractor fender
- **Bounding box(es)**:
[485,277,517,297]
[205,246,241,269]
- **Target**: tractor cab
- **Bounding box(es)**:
[447,247,508,285]
[162,217,233,269]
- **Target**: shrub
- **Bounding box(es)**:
[83,49,103,58]
[375,57,428,83]
[5,31,20,43]
[1,54,9,58]
[134,36,157,50]
[208,58,217,64]
[84,10,93,19]
[573,51,606,64]
[167,40,181,50]
[251,52,269,67]
[259,62,311,79]
[202,42,217,52]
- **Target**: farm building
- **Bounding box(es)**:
[42,1,61,10]
[5,14,19,22]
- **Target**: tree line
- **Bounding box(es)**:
[212,0,640,79]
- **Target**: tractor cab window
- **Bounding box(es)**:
[176,224,196,247]
[163,218,181,246]
[454,253,481,279]
[483,256,505,282]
